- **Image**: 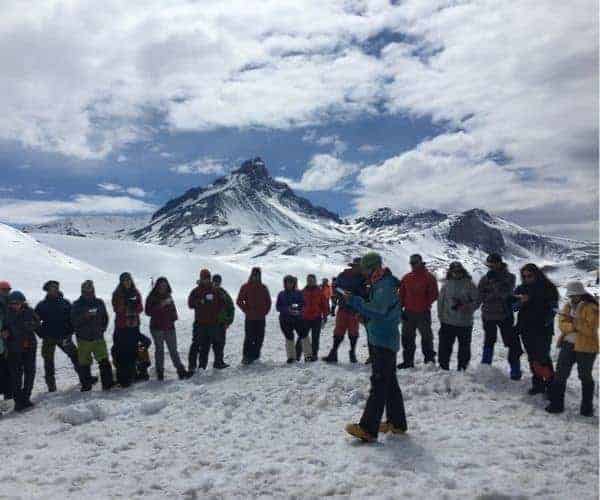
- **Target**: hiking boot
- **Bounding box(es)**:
[379,422,407,435]
[157,370,164,381]
[397,362,414,370]
[214,362,230,370]
[345,423,376,443]
[545,403,564,414]
[349,351,357,364]
[322,351,338,364]
[287,358,296,364]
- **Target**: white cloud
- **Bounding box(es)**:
[170,158,227,175]
[303,132,348,156]
[98,183,146,198]
[0,195,156,225]
[116,154,127,163]
[278,154,359,191]
[358,144,380,153]
[125,187,147,198]
[98,182,123,192]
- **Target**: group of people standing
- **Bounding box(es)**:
[0,251,597,440]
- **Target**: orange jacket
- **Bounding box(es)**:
[399,267,438,313]
[303,286,330,321]
[321,284,332,301]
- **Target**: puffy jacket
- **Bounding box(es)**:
[276,290,305,319]
[217,288,235,328]
[335,269,367,311]
[302,286,329,321]
[437,278,480,327]
[188,284,224,326]
[236,282,271,320]
[112,290,143,329]
[399,266,438,313]
[321,284,332,302]
[557,301,599,353]
[514,281,559,334]
[145,294,178,331]
[477,265,516,321]
[348,269,401,352]
[34,295,73,340]
[5,306,40,353]
[71,296,109,341]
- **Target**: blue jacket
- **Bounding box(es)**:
[348,270,401,352]
[34,295,73,340]
[276,290,305,319]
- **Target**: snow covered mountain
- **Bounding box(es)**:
[22,214,150,239]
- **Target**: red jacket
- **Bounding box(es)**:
[321,284,332,301]
[302,286,329,321]
[145,295,178,331]
[112,290,143,329]
[188,284,224,325]
[399,267,439,313]
[236,282,272,320]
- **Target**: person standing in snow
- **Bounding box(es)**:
[330,277,339,317]
[71,280,114,391]
[398,254,439,368]
[477,253,523,379]
[437,262,480,371]
[323,258,367,364]
[321,278,332,314]
[344,252,407,443]
[546,281,598,416]
[236,267,271,365]
[187,269,227,373]
[277,275,312,363]
[145,277,190,380]
[211,274,235,369]
[2,291,39,412]
[0,281,12,409]
[112,272,144,388]
[513,263,559,397]
[296,274,329,360]
[34,281,85,392]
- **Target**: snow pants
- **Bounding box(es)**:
[7,348,36,408]
[438,323,472,371]
[243,319,266,362]
[401,310,435,364]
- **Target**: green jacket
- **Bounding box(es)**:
[217,288,235,328]
[348,270,401,352]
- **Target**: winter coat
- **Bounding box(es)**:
[335,269,367,311]
[236,282,271,320]
[302,286,329,321]
[557,302,598,353]
[399,266,438,313]
[188,284,225,326]
[145,294,178,331]
[348,269,401,352]
[437,278,480,327]
[34,295,73,340]
[217,288,235,328]
[5,306,40,353]
[71,296,109,341]
[112,289,143,329]
[477,265,516,321]
[514,281,559,335]
[0,295,7,332]
[276,290,305,319]
[321,284,332,302]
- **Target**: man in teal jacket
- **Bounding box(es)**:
[344,252,407,442]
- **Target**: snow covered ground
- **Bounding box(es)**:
[0,230,597,499]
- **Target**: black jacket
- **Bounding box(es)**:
[5,306,40,353]
[71,296,109,342]
[35,295,73,340]
[514,281,559,334]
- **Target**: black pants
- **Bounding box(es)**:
[551,342,597,410]
[280,317,307,341]
[189,324,223,370]
[243,319,266,362]
[521,325,554,388]
[360,345,407,437]
[296,319,322,359]
[7,349,36,407]
[0,354,12,399]
[438,324,472,371]
[41,337,81,388]
[113,328,139,387]
[402,310,435,364]
[483,318,522,364]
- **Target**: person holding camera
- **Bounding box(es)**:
[112,272,144,387]
[437,262,480,371]
[71,280,114,391]
[546,281,598,416]
[276,275,311,363]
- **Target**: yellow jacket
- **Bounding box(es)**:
[558,302,599,353]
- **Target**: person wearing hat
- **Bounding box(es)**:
[547,281,598,416]
[211,274,235,369]
[437,262,480,371]
[2,291,40,412]
[397,254,439,368]
[188,269,227,374]
[34,280,85,392]
[276,275,312,363]
[343,252,407,443]
[477,253,523,379]
[236,267,271,365]
[0,280,12,406]
[323,257,367,364]
[71,280,114,391]
[111,272,144,387]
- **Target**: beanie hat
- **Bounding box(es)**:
[0,280,12,290]
[8,291,26,303]
[199,269,211,279]
[81,280,95,292]
[119,272,132,283]
[565,281,588,297]
[43,280,60,292]
[361,252,383,272]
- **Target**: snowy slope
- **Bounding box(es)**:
[0,229,596,499]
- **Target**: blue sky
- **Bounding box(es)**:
[0,1,597,240]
